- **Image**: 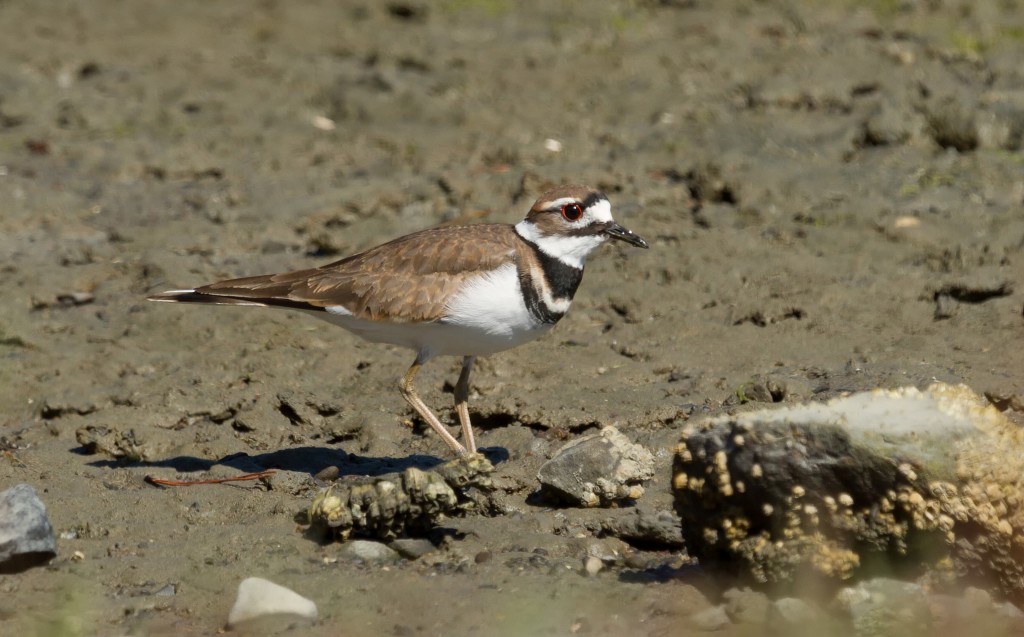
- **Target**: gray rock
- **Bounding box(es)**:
[266,469,319,498]
[388,538,436,560]
[538,426,655,507]
[227,577,317,628]
[0,483,56,573]
[339,539,400,563]
[600,507,685,548]
[689,604,731,631]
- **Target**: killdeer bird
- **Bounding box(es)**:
[149,185,648,456]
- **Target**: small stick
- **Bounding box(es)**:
[145,470,276,487]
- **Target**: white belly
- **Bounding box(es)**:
[313,263,557,359]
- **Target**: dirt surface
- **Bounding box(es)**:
[1,0,1023,634]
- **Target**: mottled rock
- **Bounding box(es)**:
[0,484,56,573]
[600,507,685,548]
[537,426,655,507]
[305,453,493,540]
[226,577,317,628]
[339,540,400,563]
[672,383,1024,602]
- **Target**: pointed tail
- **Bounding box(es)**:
[146,289,269,307]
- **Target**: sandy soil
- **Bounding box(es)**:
[1,0,1023,634]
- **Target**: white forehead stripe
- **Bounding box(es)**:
[586,199,613,223]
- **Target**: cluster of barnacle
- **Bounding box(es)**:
[937,410,1024,598]
[673,419,942,583]
[672,384,1024,601]
[676,451,871,583]
[304,454,494,541]
[884,388,1024,598]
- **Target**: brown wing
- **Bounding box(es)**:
[194,224,519,322]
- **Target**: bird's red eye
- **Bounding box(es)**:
[561,203,584,221]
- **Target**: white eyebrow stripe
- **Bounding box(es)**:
[542,197,581,210]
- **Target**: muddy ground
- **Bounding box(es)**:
[1,0,1023,635]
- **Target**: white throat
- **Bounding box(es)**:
[514,220,607,269]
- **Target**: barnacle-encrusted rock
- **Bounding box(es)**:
[538,426,655,507]
[672,383,1024,601]
[305,453,493,540]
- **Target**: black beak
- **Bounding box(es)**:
[604,222,649,249]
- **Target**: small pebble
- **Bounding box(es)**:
[623,551,649,570]
[311,115,336,131]
[314,466,340,481]
[583,555,603,577]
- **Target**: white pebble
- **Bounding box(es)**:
[227,577,318,628]
[311,115,336,131]
[544,138,563,152]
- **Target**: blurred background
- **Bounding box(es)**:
[1,1,1023,634]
